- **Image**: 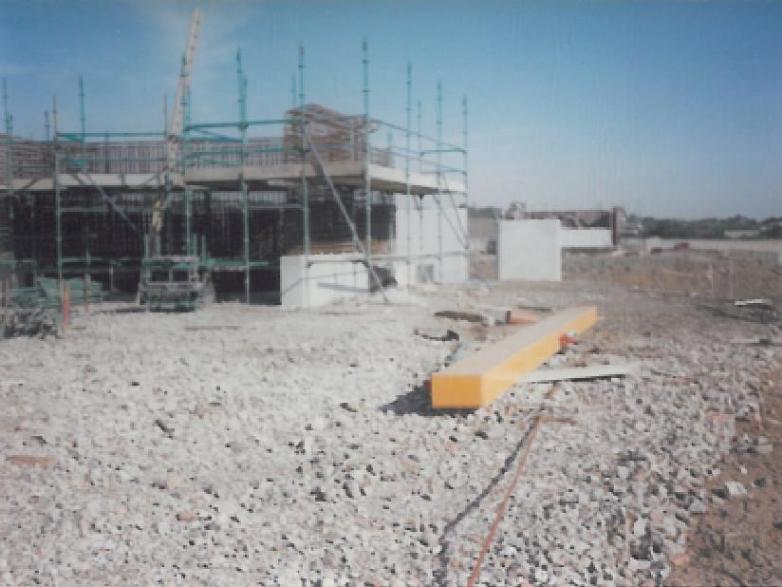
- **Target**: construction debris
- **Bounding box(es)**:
[414,327,459,342]
[734,298,774,308]
[434,309,493,325]
[518,363,637,383]
[2,307,57,338]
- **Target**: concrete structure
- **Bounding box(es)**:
[1,24,470,306]
[432,306,598,408]
[281,194,470,307]
[560,227,613,249]
[280,253,370,307]
[393,197,469,287]
[498,219,562,281]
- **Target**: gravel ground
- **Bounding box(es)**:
[1,269,779,586]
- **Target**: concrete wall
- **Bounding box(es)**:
[280,254,369,307]
[468,215,499,254]
[560,228,613,249]
[393,196,469,286]
[281,196,469,307]
[498,219,562,281]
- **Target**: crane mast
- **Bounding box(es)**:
[150,8,202,252]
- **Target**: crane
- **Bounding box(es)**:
[150,8,202,249]
[139,9,214,311]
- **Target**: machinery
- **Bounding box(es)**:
[138,256,214,311]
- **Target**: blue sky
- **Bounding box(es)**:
[1,0,781,218]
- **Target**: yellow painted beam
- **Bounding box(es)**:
[431,306,598,409]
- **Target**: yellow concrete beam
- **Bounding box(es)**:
[431,306,598,409]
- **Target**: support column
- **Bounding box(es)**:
[436,80,444,281]
[405,62,412,289]
[237,50,250,304]
[52,96,63,288]
[463,94,470,274]
[363,40,372,285]
[78,76,86,169]
[416,100,423,259]
[299,45,309,258]
[298,44,310,305]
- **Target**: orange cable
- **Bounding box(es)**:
[465,414,543,587]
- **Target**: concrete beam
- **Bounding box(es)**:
[431,306,598,409]
[1,172,170,192]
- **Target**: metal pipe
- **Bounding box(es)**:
[416,99,423,257]
[290,74,296,110]
[78,76,86,169]
[463,94,470,267]
[405,62,412,288]
[3,79,14,198]
[363,40,372,280]
[370,119,463,150]
[53,95,62,288]
[436,80,443,278]
[299,44,310,261]
[237,50,250,303]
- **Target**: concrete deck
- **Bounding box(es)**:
[1,162,464,195]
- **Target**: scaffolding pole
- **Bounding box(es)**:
[237,50,250,304]
[298,45,310,258]
[2,80,13,203]
[405,62,412,289]
[416,99,423,258]
[436,80,444,279]
[78,76,86,169]
[298,44,310,304]
[290,75,296,110]
[53,96,63,287]
[182,87,192,256]
[362,40,372,282]
[463,94,470,268]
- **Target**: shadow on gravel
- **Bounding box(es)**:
[379,384,472,418]
[433,418,537,586]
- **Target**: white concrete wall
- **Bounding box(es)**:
[281,196,469,308]
[560,228,613,249]
[498,219,562,281]
[280,254,369,307]
[393,196,469,285]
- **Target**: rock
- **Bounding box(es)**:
[164,472,184,491]
[339,402,358,413]
[753,437,773,455]
[689,499,707,514]
[534,568,549,583]
[724,481,747,498]
[627,558,651,573]
[344,480,360,499]
[176,511,198,522]
[632,519,647,538]
[419,528,436,547]
[154,418,174,437]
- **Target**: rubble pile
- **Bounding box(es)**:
[0,275,778,585]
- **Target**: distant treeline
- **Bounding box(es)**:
[635,215,782,239]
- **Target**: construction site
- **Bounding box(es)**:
[2,6,781,587]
